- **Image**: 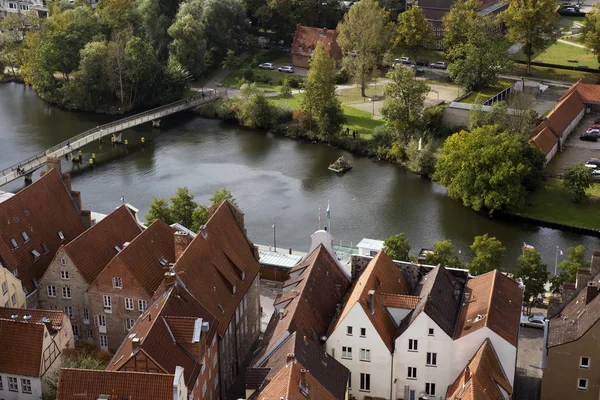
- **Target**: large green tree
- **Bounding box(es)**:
[394,6,434,60]
[434,125,539,214]
[146,198,174,225]
[563,163,593,203]
[442,0,481,50]
[584,5,600,63]
[514,248,549,309]
[468,234,506,275]
[170,187,198,228]
[383,233,411,261]
[337,0,392,96]
[301,42,345,139]
[168,0,207,78]
[551,245,589,293]
[425,239,462,269]
[201,0,247,63]
[498,0,560,74]
[381,66,430,140]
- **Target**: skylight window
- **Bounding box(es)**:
[114,245,122,252]
[58,231,65,241]
[21,232,30,242]
[31,249,41,260]
[158,256,168,266]
[10,238,18,249]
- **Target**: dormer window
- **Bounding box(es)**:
[13,216,19,223]
[24,210,30,217]
[41,242,49,253]
[112,277,123,289]
[58,231,65,241]
[21,232,30,242]
[158,256,168,266]
[114,245,122,253]
[10,238,18,249]
[241,270,246,281]
[31,249,41,260]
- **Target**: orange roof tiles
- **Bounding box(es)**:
[292,25,343,62]
[545,89,584,136]
[173,201,261,336]
[64,205,143,284]
[562,80,600,104]
[380,293,421,309]
[57,369,175,400]
[0,169,86,293]
[330,251,411,352]
[454,271,523,346]
[446,339,513,400]
[0,318,44,377]
[531,125,558,155]
[0,307,66,330]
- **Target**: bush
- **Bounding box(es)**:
[273,104,293,124]
[371,125,394,147]
[287,76,303,88]
[243,68,255,82]
[422,105,452,138]
[336,67,350,84]
[280,79,292,98]
[237,94,274,129]
[563,162,593,203]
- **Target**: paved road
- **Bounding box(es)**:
[515,308,546,400]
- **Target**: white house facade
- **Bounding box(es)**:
[0,374,42,400]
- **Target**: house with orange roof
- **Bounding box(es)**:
[291,25,343,68]
[38,204,144,343]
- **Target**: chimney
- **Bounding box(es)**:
[576,268,592,290]
[367,290,375,314]
[164,270,177,288]
[46,157,62,175]
[562,282,577,304]
[70,190,82,211]
[286,352,295,364]
[592,250,600,276]
[300,368,308,390]
[80,210,92,228]
[132,337,140,350]
[174,231,193,260]
[586,282,599,305]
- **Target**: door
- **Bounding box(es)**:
[409,390,416,400]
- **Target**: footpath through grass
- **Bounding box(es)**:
[512,178,600,230]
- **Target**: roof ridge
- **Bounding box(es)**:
[60,368,175,377]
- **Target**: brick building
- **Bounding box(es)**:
[173,201,262,397]
[291,25,343,68]
[38,204,143,342]
[87,220,176,351]
[0,166,88,305]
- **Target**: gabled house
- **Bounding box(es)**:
[38,204,143,342]
[0,263,26,308]
[87,220,176,351]
[107,283,219,400]
[325,251,412,399]
[57,368,188,400]
[0,167,88,303]
[291,25,343,68]
[0,308,74,399]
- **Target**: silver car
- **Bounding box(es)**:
[520,315,546,329]
[278,66,295,73]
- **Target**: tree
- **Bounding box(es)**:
[0,13,28,78]
[514,248,549,310]
[238,93,274,129]
[280,78,292,98]
[442,0,482,51]
[201,0,248,63]
[394,7,434,60]
[210,188,237,206]
[468,234,506,275]
[190,205,209,231]
[168,0,207,78]
[301,42,345,139]
[381,66,430,140]
[498,0,560,74]
[337,0,392,96]
[383,233,411,261]
[170,187,198,228]
[563,162,593,203]
[584,4,600,63]
[434,125,538,214]
[221,49,240,71]
[425,239,462,269]
[146,198,173,225]
[551,245,589,292]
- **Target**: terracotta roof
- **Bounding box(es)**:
[545,89,585,136]
[0,307,65,330]
[0,318,44,376]
[0,169,86,293]
[163,316,196,343]
[531,125,558,155]
[292,25,343,61]
[173,201,261,336]
[251,332,349,399]
[548,277,600,347]
[57,369,175,400]
[258,245,350,359]
[255,359,335,400]
[330,251,411,352]
[92,220,175,296]
[108,284,218,389]
[63,205,143,284]
[562,81,600,104]
[381,293,421,309]
[446,339,513,399]
[454,271,523,346]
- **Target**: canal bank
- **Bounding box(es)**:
[1,82,598,270]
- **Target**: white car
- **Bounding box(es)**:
[278,66,295,73]
[431,61,448,69]
[395,57,411,64]
[586,128,600,134]
[258,63,274,70]
[520,315,546,329]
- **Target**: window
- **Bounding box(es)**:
[8,2,16,9]
[12,268,18,277]
[31,249,41,260]
[580,357,590,369]
[158,256,168,266]
[578,378,588,391]
[104,295,112,312]
[359,373,370,391]
[10,238,18,249]
[73,325,79,337]
[0,375,3,390]
[360,327,366,337]
[21,232,30,242]
[124,318,135,331]
[407,367,417,379]
[138,299,147,311]
[125,297,134,310]
[202,381,207,397]
[11,293,16,305]
[425,382,436,396]
[41,242,49,253]
[428,328,434,336]
[408,339,418,351]
[348,372,351,389]
[112,277,123,289]
[62,286,71,299]
[60,270,69,280]
[47,285,57,297]
[61,257,67,266]
[58,231,65,241]
[87,329,93,340]
[347,326,353,336]
[426,352,437,366]
[342,346,352,359]
[83,307,89,322]
[64,306,73,318]
[100,334,108,348]
[360,349,371,362]
[1,281,7,295]
[4,301,8,307]
[8,376,18,391]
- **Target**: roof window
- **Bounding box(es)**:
[58,231,65,241]
[217,304,225,313]
[13,216,19,223]
[10,238,18,249]
[21,231,30,242]
[31,249,41,260]
[158,256,168,266]
[24,210,29,217]
[41,242,49,253]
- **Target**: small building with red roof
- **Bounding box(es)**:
[291,25,343,69]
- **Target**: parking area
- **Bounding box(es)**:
[547,113,600,174]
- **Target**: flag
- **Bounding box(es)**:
[326,201,330,219]
[120,196,124,203]
[523,242,535,251]
[272,223,275,229]
[558,248,564,256]
[318,207,321,222]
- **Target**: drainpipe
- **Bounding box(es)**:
[390,349,394,400]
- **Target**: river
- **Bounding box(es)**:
[0,83,598,270]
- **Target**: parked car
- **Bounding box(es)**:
[410,64,425,74]
[589,123,600,129]
[592,169,600,177]
[430,61,448,69]
[415,59,430,66]
[586,128,600,134]
[396,57,411,64]
[580,132,599,142]
[258,63,274,70]
[520,315,546,329]
[587,159,600,168]
[278,66,295,73]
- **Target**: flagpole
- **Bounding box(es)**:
[327,200,331,235]
[555,246,559,276]
[318,207,321,230]
[273,223,277,252]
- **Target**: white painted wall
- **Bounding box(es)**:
[452,328,517,387]
[326,303,392,400]
[0,374,42,400]
[393,313,455,400]
[387,307,412,325]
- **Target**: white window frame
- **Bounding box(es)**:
[58,231,65,241]
[580,356,590,369]
[342,346,352,359]
[138,299,147,312]
[408,339,418,351]
[426,352,437,366]
[359,373,370,392]
[407,366,417,379]
[346,326,353,336]
[124,318,135,331]
[125,297,134,310]
[578,378,588,391]
[62,286,71,299]
[103,295,112,313]
[100,334,108,349]
[10,238,18,249]
[21,231,30,242]
[8,376,18,391]
[1,281,7,295]
[360,348,371,362]
[47,285,57,297]
[64,306,73,318]
[60,270,69,280]
[426,382,436,396]
[112,277,123,289]
[31,249,41,260]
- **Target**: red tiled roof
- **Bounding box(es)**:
[64,205,143,284]
[92,220,175,296]
[255,360,336,400]
[545,89,585,136]
[292,25,343,61]
[57,369,175,400]
[0,307,65,330]
[0,318,44,376]
[454,271,523,346]
[562,80,600,104]
[0,169,86,293]
[330,251,411,352]
[173,201,261,336]
[163,316,196,343]
[531,125,558,155]
[380,293,421,309]
[446,339,513,399]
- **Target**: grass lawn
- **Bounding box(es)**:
[458,80,513,104]
[513,178,600,230]
[532,41,600,69]
[337,85,385,105]
[222,68,302,93]
[507,63,599,83]
[558,16,585,33]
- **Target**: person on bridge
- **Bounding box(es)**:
[66,141,71,149]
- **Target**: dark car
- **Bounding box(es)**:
[410,64,425,74]
[415,60,430,66]
[580,132,599,142]
[586,159,600,168]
